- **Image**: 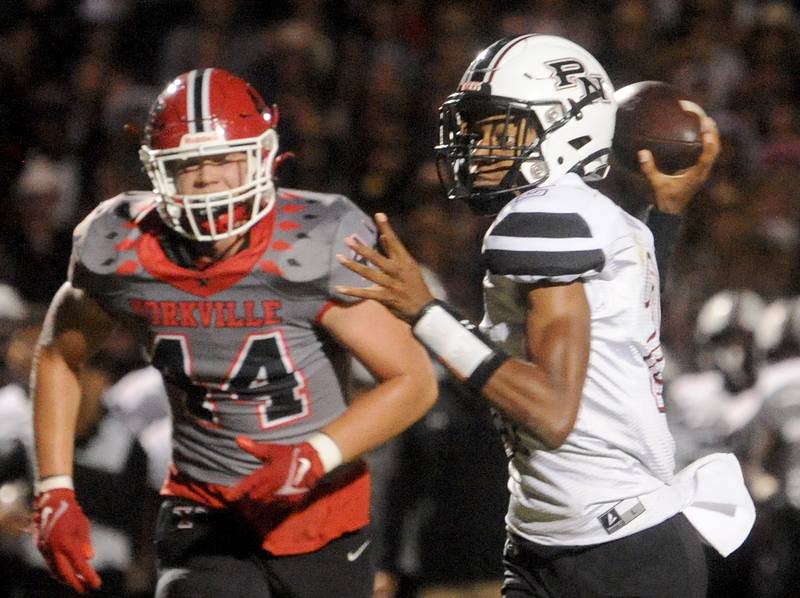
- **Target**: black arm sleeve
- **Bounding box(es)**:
[646,208,684,291]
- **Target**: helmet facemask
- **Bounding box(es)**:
[140,128,278,242]
[437,95,546,214]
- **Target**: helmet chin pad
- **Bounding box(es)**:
[466,168,533,215]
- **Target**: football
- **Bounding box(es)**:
[612,81,706,175]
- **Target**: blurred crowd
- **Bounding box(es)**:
[1,0,799,596]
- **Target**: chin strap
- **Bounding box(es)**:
[465,167,533,215]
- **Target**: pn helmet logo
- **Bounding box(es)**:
[545,58,609,117]
[545,59,587,89]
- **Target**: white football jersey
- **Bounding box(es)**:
[481,173,680,545]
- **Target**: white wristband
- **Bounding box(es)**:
[308,432,343,473]
[34,475,74,496]
[412,304,494,380]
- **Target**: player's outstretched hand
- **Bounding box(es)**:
[230,437,325,504]
[335,213,434,322]
[34,488,101,594]
[639,116,721,214]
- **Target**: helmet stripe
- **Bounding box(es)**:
[194,69,207,132]
[186,69,198,133]
[486,34,538,82]
[200,68,212,132]
[465,35,537,84]
[466,36,512,82]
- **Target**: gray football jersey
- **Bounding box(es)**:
[70,188,377,485]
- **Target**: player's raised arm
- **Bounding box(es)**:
[336,214,588,449]
[31,281,112,593]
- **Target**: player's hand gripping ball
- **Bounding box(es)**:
[613,81,706,174]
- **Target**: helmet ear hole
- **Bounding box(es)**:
[569,136,591,150]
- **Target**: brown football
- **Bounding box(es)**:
[613,81,705,175]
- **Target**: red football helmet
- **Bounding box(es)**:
[140,68,279,241]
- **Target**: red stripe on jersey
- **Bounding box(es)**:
[116,238,136,252]
[260,260,284,276]
[272,240,292,251]
[644,343,662,360]
[136,209,277,297]
[280,203,306,213]
[279,220,301,231]
[116,260,139,275]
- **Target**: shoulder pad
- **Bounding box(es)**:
[483,182,623,283]
[273,190,376,301]
[71,192,156,278]
[264,190,372,285]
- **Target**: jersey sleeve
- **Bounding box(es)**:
[68,202,109,297]
[482,189,617,284]
[326,198,379,303]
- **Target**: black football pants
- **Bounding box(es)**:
[502,513,708,598]
[154,497,374,598]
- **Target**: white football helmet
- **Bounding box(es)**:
[436,34,616,214]
[695,290,766,391]
[754,297,800,362]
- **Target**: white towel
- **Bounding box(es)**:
[675,453,756,557]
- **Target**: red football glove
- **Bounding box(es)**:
[231,437,326,504]
[34,488,101,594]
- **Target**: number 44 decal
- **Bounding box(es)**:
[151,332,310,430]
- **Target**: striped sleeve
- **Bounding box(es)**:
[483,210,605,283]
